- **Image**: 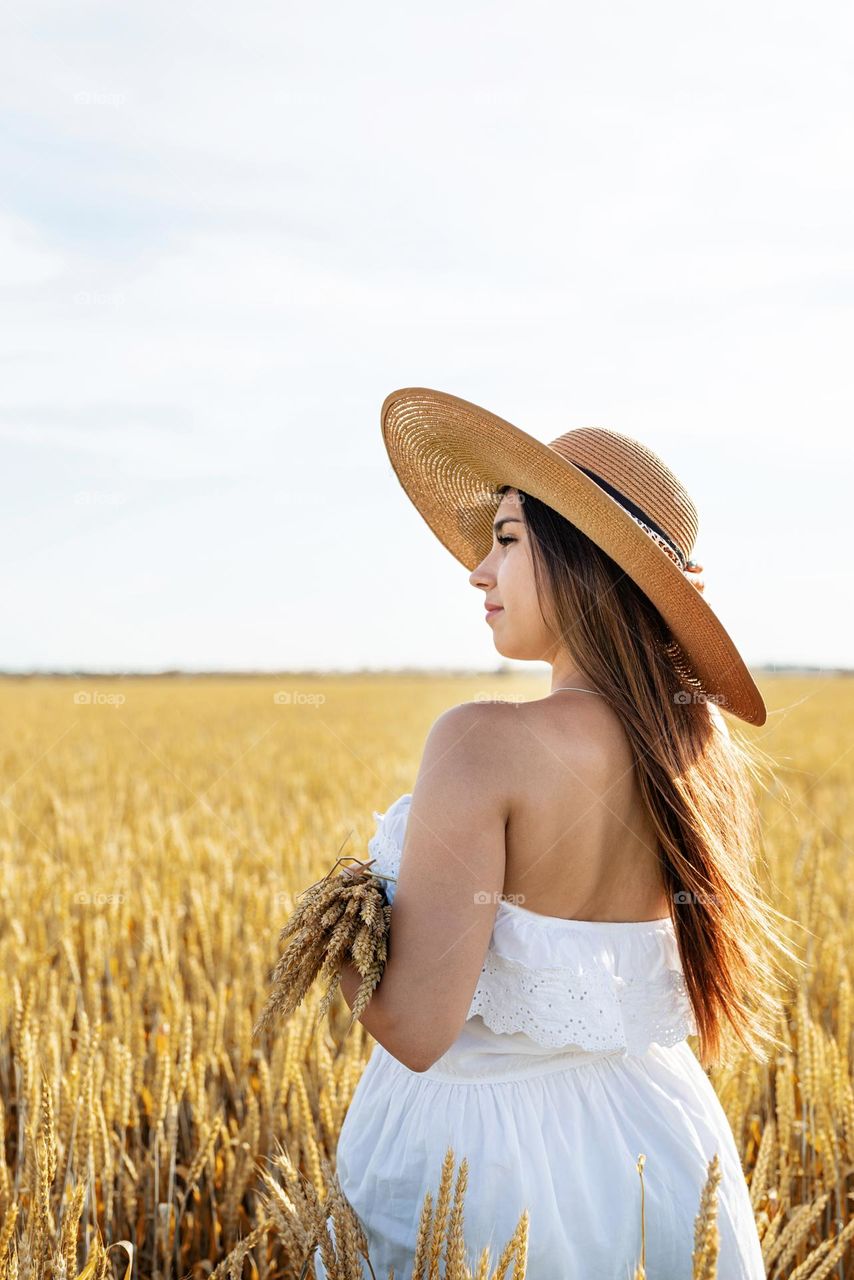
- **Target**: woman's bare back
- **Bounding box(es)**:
[496,691,671,923]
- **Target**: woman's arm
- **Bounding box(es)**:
[336,957,404,1054]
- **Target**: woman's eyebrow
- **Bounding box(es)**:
[493,517,523,533]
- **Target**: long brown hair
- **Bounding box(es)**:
[502,484,804,1070]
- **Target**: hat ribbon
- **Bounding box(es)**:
[571,463,690,573]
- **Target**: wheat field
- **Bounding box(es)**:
[0,673,851,1279]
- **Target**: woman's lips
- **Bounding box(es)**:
[485,607,503,622]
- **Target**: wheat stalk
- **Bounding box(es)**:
[253,857,393,1041]
[691,1153,722,1280]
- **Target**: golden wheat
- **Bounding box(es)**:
[0,673,850,1277]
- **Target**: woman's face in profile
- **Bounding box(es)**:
[469,489,561,663]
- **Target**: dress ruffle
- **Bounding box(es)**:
[365,793,697,1058]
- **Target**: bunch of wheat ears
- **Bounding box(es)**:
[254,855,394,1042]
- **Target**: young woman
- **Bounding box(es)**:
[318,388,798,1279]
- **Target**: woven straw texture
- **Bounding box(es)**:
[381,387,766,727]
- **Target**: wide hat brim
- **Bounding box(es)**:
[381,387,767,728]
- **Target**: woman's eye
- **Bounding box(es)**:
[496,534,516,546]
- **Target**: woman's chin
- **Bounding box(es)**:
[492,631,544,662]
[492,635,521,660]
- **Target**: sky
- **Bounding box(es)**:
[1,0,852,673]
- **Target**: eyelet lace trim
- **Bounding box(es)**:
[467,947,697,1055]
[367,815,402,903]
[366,798,697,1055]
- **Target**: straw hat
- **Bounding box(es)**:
[381,387,766,727]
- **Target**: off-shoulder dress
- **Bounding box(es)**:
[316,792,765,1280]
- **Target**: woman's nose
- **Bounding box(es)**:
[469,558,494,589]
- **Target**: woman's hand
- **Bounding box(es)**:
[684,560,705,595]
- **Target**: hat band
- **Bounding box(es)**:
[572,463,689,571]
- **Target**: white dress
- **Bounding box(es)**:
[316,793,765,1280]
